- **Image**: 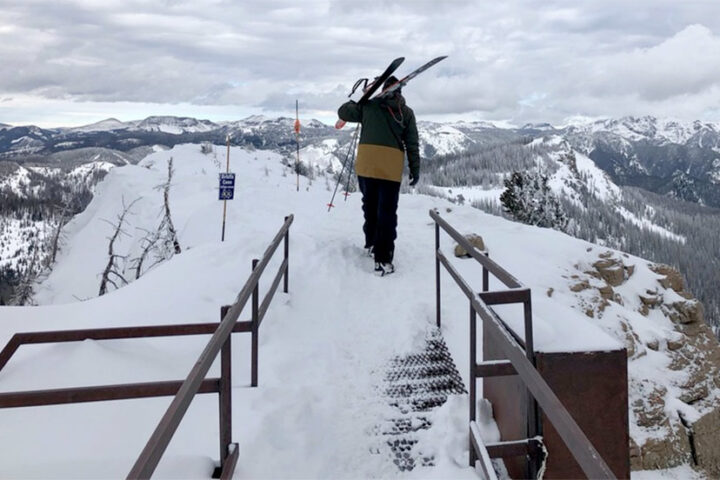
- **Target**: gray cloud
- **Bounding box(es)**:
[1,0,720,126]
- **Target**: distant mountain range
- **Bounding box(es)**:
[2,114,720,207]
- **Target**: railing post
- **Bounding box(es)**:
[435,221,441,328]
[523,294,540,479]
[482,252,489,292]
[218,335,232,476]
[283,216,289,294]
[251,259,259,387]
[469,301,477,467]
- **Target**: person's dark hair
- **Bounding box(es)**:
[384,75,401,93]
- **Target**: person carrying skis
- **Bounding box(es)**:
[338,76,420,276]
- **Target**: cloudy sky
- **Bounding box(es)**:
[1,0,720,127]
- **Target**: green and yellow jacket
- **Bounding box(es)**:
[338,95,420,183]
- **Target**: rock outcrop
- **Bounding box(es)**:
[565,254,720,477]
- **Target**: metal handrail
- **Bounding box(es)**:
[0,214,293,480]
[128,214,293,479]
[430,210,615,480]
[0,323,253,372]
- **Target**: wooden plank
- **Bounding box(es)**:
[470,421,499,480]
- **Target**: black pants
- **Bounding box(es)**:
[357,176,400,264]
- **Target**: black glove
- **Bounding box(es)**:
[409,171,419,186]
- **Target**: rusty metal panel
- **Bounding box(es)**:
[483,323,530,479]
[484,326,629,480]
[536,349,629,480]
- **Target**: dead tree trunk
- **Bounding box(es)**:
[49,205,69,265]
[162,158,181,255]
[99,198,137,296]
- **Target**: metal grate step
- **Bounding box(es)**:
[371,329,466,472]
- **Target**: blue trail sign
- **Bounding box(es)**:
[219,173,235,200]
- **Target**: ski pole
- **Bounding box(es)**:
[327,124,360,211]
[343,152,355,201]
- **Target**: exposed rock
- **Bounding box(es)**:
[584,269,602,280]
[633,386,667,428]
[666,300,704,325]
[570,280,591,292]
[651,264,685,292]
[679,382,708,404]
[629,438,641,471]
[639,291,663,309]
[625,264,636,278]
[546,288,554,298]
[593,258,625,286]
[694,409,720,476]
[637,427,692,470]
[625,333,636,358]
[453,234,485,258]
[598,284,614,300]
[569,252,720,474]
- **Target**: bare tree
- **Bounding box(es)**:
[99,198,139,296]
[131,227,161,280]
[156,157,181,256]
[48,205,69,266]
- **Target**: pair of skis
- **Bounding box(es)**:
[327,55,447,210]
[334,55,447,130]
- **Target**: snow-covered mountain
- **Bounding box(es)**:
[5,113,718,208]
[568,116,720,146]
[561,116,720,207]
[132,115,219,134]
[1,143,717,478]
[66,117,130,133]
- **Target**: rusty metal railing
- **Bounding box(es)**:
[430,209,615,480]
[0,214,294,479]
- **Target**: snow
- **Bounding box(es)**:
[68,160,116,180]
[616,206,686,243]
[633,465,706,480]
[0,143,701,478]
[70,118,130,133]
[418,124,473,156]
[711,158,720,184]
[0,165,31,194]
[299,139,342,172]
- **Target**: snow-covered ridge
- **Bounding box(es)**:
[417,122,474,157]
[1,143,713,478]
[67,118,130,133]
[566,116,720,145]
[131,116,218,134]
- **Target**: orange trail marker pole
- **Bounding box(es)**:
[294,100,301,192]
